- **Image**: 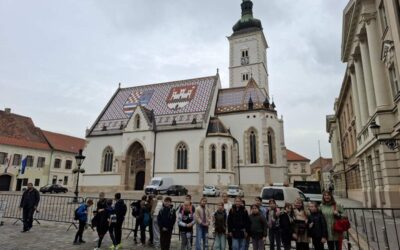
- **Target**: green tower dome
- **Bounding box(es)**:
[232,0,263,35]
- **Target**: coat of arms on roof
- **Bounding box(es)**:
[166,85,197,110]
[123,89,154,115]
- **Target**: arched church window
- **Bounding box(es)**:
[222,144,227,169]
[211,145,216,169]
[176,143,188,170]
[135,114,140,129]
[103,147,114,172]
[268,130,275,164]
[250,130,257,164]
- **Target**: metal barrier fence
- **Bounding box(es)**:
[344,207,400,250]
[4,193,400,249]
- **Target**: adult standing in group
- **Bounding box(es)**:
[222,193,233,250]
[19,183,40,232]
[228,197,249,250]
[113,193,127,249]
[320,191,343,250]
[147,195,154,245]
[131,195,147,244]
[195,197,211,250]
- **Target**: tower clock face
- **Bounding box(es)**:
[241,57,249,65]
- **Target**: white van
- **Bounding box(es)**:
[260,186,309,208]
[145,177,173,195]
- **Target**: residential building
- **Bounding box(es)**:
[286,149,311,184]
[310,157,333,191]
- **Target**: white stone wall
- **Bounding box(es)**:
[229,31,269,92]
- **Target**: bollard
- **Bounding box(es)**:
[369,220,375,242]
[382,227,389,250]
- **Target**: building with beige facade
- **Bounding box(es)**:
[327,0,400,207]
[0,108,85,191]
[286,149,311,184]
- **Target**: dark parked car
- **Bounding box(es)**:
[166,185,188,196]
[40,184,68,194]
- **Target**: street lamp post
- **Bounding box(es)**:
[73,149,85,203]
[370,120,400,150]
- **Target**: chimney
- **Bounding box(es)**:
[4,108,11,114]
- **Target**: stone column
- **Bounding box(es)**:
[352,53,369,126]
[362,12,392,109]
[348,62,362,133]
[358,33,377,116]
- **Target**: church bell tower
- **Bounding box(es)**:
[228,0,269,93]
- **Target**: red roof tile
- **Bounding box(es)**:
[310,157,333,170]
[286,149,310,162]
[43,131,86,154]
[0,111,51,150]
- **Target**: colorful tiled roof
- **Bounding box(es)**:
[0,110,50,150]
[286,149,310,162]
[42,131,86,154]
[88,75,218,136]
[216,78,269,114]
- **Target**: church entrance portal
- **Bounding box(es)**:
[0,175,11,191]
[135,171,145,190]
[126,142,146,190]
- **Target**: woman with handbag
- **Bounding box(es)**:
[320,191,344,250]
[293,198,309,250]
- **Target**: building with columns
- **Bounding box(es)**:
[81,0,288,194]
[327,0,400,207]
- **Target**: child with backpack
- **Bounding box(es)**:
[213,201,227,250]
[73,199,93,245]
[157,197,176,250]
[195,197,211,250]
[178,200,195,250]
[279,203,295,250]
[249,204,267,250]
[307,202,328,250]
[106,199,118,249]
[293,198,309,250]
[267,199,281,250]
[131,195,147,244]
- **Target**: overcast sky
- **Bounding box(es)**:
[0,0,348,161]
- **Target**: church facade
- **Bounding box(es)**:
[81,0,288,194]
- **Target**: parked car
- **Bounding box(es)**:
[166,185,188,196]
[260,186,309,208]
[227,185,244,197]
[293,181,323,203]
[145,177,173,195]
[40,184,68,194]
[203,185,220,197]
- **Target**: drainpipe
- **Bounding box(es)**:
[233,137,240,186]
[151,111,157,178]
[337,118,349,198]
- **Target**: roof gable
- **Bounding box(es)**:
[88,75,218,136]
[0,111,50,150]
[42,131,85,154]
[286,149,310,162]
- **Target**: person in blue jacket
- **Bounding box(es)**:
[73,199,94,245]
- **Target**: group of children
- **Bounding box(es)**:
[73,190,342,250]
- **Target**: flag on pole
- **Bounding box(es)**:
[21,157,27,175]
[4,155,11,174]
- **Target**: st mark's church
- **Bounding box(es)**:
[81,0,288,194]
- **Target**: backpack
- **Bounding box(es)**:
[143,211,150,227]
[74,206,80,220]
[131,201,140,217]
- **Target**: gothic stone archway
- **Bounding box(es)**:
[126,142,148,190]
